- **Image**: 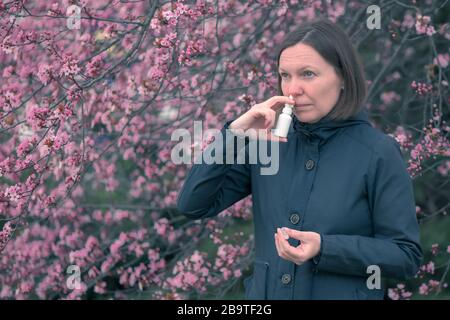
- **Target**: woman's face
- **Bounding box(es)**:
[279,43,343,123]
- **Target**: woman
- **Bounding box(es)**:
[177,18,423,300]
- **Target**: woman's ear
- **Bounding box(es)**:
[332,70,344,91]
[339,77,345,91]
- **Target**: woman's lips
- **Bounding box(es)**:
[295,104,312,108]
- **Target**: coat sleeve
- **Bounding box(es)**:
[313,135,423,280]
[177,121,252,220]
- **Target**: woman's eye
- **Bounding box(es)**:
[303,71,315,78]
[279,71,315,79]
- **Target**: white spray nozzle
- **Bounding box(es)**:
[282,95,294,114]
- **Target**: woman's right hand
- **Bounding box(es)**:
[229,96,295,142]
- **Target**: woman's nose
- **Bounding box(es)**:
[289,88,304,97]
[287,84,305,96]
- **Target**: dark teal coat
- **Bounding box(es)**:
[177,109,423,300]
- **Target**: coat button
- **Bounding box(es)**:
[281,274,291,285]
[305,159,315,170]
[289,213,300,225]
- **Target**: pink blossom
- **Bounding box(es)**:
[3,65,14,77]
[154,218,171,237]
[433,53,449,68]
[415,15,436,36]
[59,54,80,77]
[183,272,198,285]
[1,35,14,54]
[419,283,429,295]
[0,0,447,301]
[26,105,52,129]
[0,222,13,251]
[380,91,401,105]
[431,244,439,255]
[37,63,53,85]
[388,288,400,300]
[94,281,107,294]
[86,55,104,78]
[4,184,22,202]
[16,136,37,158]
[425,261,435,274]
[110,238,125,255]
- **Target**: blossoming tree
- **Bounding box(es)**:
[0,0,449,299]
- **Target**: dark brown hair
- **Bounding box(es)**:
[276,18,367,120]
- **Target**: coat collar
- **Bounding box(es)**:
[291,108,371,143]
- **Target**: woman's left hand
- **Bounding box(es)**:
[274,227,321,265]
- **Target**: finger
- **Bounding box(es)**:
[261,109,276,129]
[280,227,289,240]
[257,128,288,142]
[274,232,282,257]
[283,227,306,241]
[253,128,287,142]
[267,132,288,143]
[277,228,303,263]
[277,228,292,256]
[275,229,291,259]
[268,109,276,128]
[268,96,296,111]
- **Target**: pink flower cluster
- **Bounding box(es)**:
[42,130,70,155]
[66,85,82,103]
[59,54,80,77]
[0,157,11,177]
[390,126,413,150]
[37,63,54,85]
[437,160,450,176]
[431,243,439,255]
[220,197,253,220]
[1,35,14,54]
[17,136,37,158]
[178,39,206,66]
[0,222,13,251]
[3,83,23,109]
[110,232,128,256]
[150,1,214,34]
[410,81,433,95]
[154,218,177,243]
[164,250,210,293]
[69,236,102,268]
[238,93,256,107]
[92,160,119,192]
[388,283,413,300]
[433,53,450,68]
[117,258,164,291]
[408,122,450,177]
[153,32,178,49]
[4,184,23,203]
[415,14,436,36]
[214,243,249,280]
[85,55,104,78]
[0,0,448,301]
[420,261,435,275]
[419,280,446,295]
[26,105,52,130]
[380,91,401,105]
[36,262,69,299]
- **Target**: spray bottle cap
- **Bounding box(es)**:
[282,95,294,115]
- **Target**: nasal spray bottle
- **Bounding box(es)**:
[273,95,294,138]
